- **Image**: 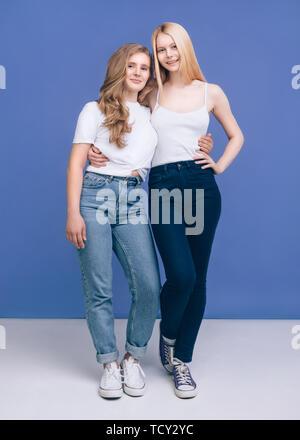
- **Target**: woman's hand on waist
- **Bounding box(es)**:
[193,151,223,175]
[87,145,109,168]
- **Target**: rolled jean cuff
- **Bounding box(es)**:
[96,350,119,364]
[125,341,147,359]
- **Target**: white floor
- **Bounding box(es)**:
[0,319,299,420]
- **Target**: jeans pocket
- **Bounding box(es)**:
[83,173,107,188]
[190,165,214,179]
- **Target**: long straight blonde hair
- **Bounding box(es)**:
[98,44,155,148]
[151,22,206,94]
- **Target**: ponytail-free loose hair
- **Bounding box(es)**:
[152,22,206,94]
[97,43,155,148]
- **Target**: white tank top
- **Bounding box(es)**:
[150,82,210,167]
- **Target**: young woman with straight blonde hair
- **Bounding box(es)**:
[66,43,161,399]
[146,22,244,398]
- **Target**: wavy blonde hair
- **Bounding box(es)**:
[152,22,206,94]
[97,43,155,148]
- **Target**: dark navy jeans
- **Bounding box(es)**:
[148,160,222,363]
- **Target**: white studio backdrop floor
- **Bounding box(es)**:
[0,318,299,420]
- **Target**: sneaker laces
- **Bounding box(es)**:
[103,363,121,384]
[173,359,193,386]
[122,357,146,383]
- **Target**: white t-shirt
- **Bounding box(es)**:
[73,100,158,181]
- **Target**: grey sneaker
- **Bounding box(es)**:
[172,357,197,399]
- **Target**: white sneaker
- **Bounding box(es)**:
[121,356,146,397]
[99,362,123,399]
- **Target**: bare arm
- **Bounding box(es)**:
[195,84,244,174]
[213,84,244,171]
[66,143,90,248]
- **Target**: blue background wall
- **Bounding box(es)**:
[0,0,299,318]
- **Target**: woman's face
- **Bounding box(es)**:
[124,52,151,94]
[156,32,180,72]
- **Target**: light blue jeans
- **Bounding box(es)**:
[77,172,161,364]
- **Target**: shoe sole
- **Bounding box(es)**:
[98,387,123,399]
[123,384,145,397]
[174,387,198,399]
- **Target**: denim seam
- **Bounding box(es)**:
[77,253,91,316]
[112,229,138,340]
[77,252,99,348]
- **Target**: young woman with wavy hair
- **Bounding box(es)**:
[66,43,161,399]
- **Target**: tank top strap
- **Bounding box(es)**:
[204,82,207,106]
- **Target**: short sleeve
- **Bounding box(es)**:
[144,106,151,119]
[136,168,148,181]
[72,102,102,144]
